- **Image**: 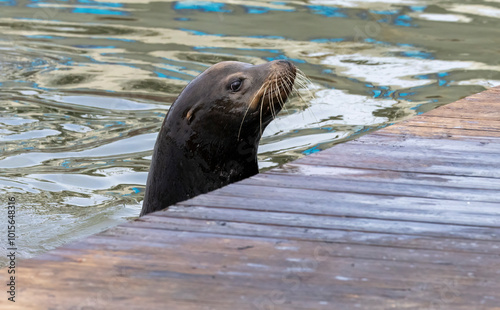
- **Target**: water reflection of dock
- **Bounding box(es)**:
[3,86,500,309]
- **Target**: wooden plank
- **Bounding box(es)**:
[270,165,500,191]
[337,142,500,165]
[155,205,500,242]
[403,115,500,132]
[124,217,500,255]
[201,185,500,219]
[55,232,500,280]
[380,125,500,139]
[240,173,500,204]
[404,87,500,121]
[296,150,500,177]
[180,182,500,227]
[352,133,500,153]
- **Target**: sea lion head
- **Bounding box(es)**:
[140,60,297,216]
[166,60,297,141]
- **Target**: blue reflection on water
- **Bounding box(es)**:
[370,9,399,15]
[104,121,125,128]
[265,55,306,63]
[364,38,388,45]
[400,50,434,59]
[95,37,136,42]
[415,74,429,79]
[394,15,414,27]
[410,6,427,12]
[243,5,294,14]
[236,47,280,54]
[410,103,423,111]
[74,45,116,49]
[0,0,16,6]
[397,43,414,48]
[77,0,123,8]
[73,8,129,15]
[29,0,68,2]
[354,126,372,135]
[154,71,187,81]
[371,88,395,99]
[366,10,417,27]
[303,145,322,155]
[173,1,230,13]
[179,28,224,36]
[307,5,347,18]
[131,187,141,194]
[399,92,415,97]
[25,35,57,39]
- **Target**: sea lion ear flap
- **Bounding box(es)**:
[185,106,195,124]
[186,107,195,124]
[185,101,203,125]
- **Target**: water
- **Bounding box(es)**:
[1,0,499,266]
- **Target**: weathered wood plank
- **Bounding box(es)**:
[122,217,500,255]
[380,125,500,139]
[240,173,500,204]
[154,205,500,241]
[403,115,500,132]
[345,133,500,154]
[196,184,500,218]
[270,165,500,191]
[296,150,500,177]
[45,233,500,281]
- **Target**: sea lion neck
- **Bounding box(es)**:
[139,123,259,217]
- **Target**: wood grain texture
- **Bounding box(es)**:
[2,86,500,310]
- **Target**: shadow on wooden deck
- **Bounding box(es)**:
[2,86,500,309]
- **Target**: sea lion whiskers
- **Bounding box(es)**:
[237,80,267,140]
[272,74,283,119]
[270,74,293,114]
[275,77,285,116]
[280,72,309,105]
[259,82,266,136]
[280,77,293,112]
[270,80,277,120]
[293,69,315,101]
[266,72,287,119]
[293,69,319,123]
[299,69,314,86]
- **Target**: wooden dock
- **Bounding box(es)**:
[3,86,500,309]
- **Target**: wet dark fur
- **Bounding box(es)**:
[140,60,296,216]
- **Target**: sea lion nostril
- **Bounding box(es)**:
[275,59,294,70]
[275,59,290,65]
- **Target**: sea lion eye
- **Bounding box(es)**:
[229,79,243,92]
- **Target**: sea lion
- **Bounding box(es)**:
[140,60,296,216]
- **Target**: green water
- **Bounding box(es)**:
[1,0,499,267]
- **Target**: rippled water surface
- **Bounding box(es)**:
[1,0,500,266]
